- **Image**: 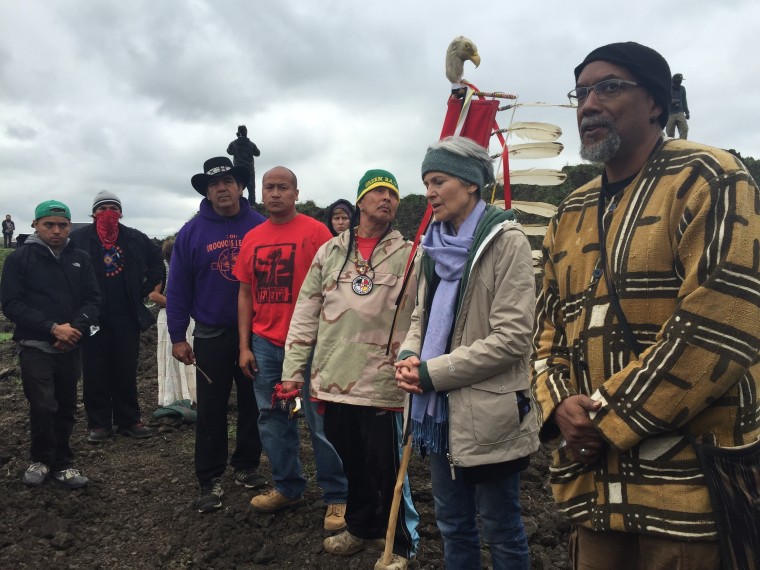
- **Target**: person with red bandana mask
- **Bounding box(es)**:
[69,190,165,443]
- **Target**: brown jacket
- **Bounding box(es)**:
[531,139,760,539]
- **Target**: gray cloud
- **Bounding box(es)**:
[0,0,758,236]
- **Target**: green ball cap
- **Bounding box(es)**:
[35,200,71,221]
[356,169,400,204]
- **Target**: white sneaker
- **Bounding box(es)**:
[51,467,89,489]
[22,462,49,486]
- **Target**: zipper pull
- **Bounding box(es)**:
[447,453,456,480]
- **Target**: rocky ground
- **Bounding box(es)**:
[0,318,571,569]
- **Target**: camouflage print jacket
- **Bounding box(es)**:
[282,228,416,408]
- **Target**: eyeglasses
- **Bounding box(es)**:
[567,79,640,105]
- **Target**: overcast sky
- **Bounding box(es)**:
[2,0,759,237]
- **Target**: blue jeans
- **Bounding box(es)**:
[429,451,530,570]
[251,334,347,502]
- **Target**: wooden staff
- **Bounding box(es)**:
[380,430,414,566]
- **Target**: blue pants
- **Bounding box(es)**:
[251,334,347,502]
[429,451,530,570]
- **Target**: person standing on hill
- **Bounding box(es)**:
[168,156,267,513]
[3,214,16,247]
[227,125,261,203]
[69,190,164,443]
[1,200,100,489]
[665,72,689,139]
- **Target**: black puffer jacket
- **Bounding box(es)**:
[1,235,100,342]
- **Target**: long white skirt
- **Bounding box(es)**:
[157,308,197,406]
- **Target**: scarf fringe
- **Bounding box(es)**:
[411,397,449,454]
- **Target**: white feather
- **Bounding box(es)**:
[507,142,564,159]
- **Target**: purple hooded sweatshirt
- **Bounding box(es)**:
[166,197,265,343]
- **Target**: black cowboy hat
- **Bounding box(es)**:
[191,157,250,196]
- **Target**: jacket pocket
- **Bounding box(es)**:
[465,377,523,445]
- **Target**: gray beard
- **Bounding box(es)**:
[579,119,622,163]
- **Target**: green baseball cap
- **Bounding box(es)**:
[35,200,71,220]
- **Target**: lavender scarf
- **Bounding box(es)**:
[410,200,486,453]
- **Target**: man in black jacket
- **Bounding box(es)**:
[665,73,689,139]
[69,190,164,443]
[1,200,100,488]
[227,125,261,203]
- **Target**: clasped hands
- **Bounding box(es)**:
[394,355,423,395]
[554,394,606,464]
[52,323,82,351]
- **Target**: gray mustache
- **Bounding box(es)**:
[580,117,614,130]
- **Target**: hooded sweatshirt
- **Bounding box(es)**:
[325,198,354,236]
[166,197,265,343]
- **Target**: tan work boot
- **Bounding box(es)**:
[324,502,347,531]
[323,530,385,556]
[250,489,303,512]
[374,553,409,570]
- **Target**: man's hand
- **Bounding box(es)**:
[53,340,76,351]
[685,112,690,120]
[239,347,257,379]
[281,380,301,394]
[395,356,423,395]
[52,323,82,345]
[554,395,605,463]
[172,341,195,365]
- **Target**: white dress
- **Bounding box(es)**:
[156,266,196,405]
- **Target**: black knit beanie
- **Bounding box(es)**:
[574,42,671,127]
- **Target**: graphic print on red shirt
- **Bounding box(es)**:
[253,243,296,304]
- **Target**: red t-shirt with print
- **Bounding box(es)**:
[233,214,332,346]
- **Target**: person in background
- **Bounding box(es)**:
[1,200,100,489]
[149,239,196,406]
[532,41,760,569]
[324,199,354,236]
[227,125,261,203]
[665,72,689,139]
[70,190,164,443]
[396,136,539,570]
[282,169,419,570]
[234,166,348,531]
[2,214,15,248]
[168,156,267,513]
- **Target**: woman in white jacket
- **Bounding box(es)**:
[396,136,539,570]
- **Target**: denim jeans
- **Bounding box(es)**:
[429,451,530,570]
[251,334,347,502]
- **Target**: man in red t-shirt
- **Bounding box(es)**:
[234,166,348,530]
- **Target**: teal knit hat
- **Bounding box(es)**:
[356,169,400,203]
[421,147,487,191]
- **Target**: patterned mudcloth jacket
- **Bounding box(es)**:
[531,138,760,540]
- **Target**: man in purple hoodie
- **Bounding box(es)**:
[167,156,267,513]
